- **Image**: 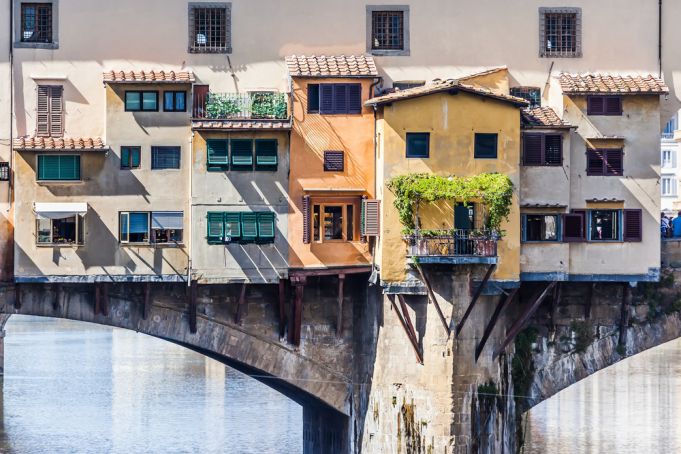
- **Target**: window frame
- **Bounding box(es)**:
[538,7,582,58]
[587,96,623,116]
[125,91,159,112]
[510,87,541,108]
[307,83,362,115]
[163,91,187,112]
[151,146,181,170]
[323,150,345,172]
[521,214,562,243]
[0,162,9,182]
[36,214,83,246]
[474,133,498,159]
[586,148,623,176]
[588,209,621,242]
[205,211,276,244]
[522,133,563,166]
[36,153,81,181]
[119,211,184,245]
[188,2,232,54]
[312,201,358,243]
[662,176,677,197]
[405,132,430,159]
[14,0,59,49]
[366,5,410,56]
[120,146,141,170]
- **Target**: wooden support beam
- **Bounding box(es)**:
[397,294,421,350]
[292,281,305,346]
[493,281,557,359]
[475,287,518,362]
[455,264,497,338]
[287,282,296,344]
[278,279,286,338]
[390,295,423,364]
[101,283,109,317]
[550,283,562,332]
[94,283,101,315]
[618,283,632,349]
[188,280,198,334]
[234,282,248,325]
[53,284,62,312]
[143,282,151,321]
[14,284,21,310]
[414,262,450,336]
[336,274,346,338]
[585,283,595,319]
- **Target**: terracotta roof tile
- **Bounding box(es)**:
[520,203,568,209]
[365,79,528,107]
[191,119,292,131]
[14,137,108,151]
[559,73,669,95]
[285,55,378,78]
[103,70,195,84]
[521,107,572,129]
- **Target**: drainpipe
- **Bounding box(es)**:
[368,77,382,277]
[659,0,663,78]
[8,0,13,206]
[187,132,194,287]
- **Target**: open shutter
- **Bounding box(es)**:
[224,213,241,240]
[36,86,50,137]
[605,149,623,176]
[230,139,253,167]
[623,209,642,242]
[193,85,209,117]
[49,86,64,137]
[207,139,229,166]
[207,212,224,243]
[348,84,362,114]
[586,149,604,175]
[361,199,381,236]
[563,212,585,242]
[302,195,311,244]
[257,212,275,241]
[240,213,258,241]
[320,85,334,114]
[523,134,543,165]
[605,96,622,115]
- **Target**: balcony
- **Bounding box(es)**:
[192,91,291,131]
[405,230,498,265]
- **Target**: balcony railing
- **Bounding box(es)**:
[405,230,498,261]
[192,91,289,120]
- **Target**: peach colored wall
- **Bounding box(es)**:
[288,77,375,269]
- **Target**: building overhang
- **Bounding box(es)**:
[14,137,109,152]
[407,256,498,266]
[103,70,195,84]
[191,119,292,131]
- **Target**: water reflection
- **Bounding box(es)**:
[525,339,681,453]
[0,315,301,454]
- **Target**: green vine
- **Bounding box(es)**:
[386,173,514,232]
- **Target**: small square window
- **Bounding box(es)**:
[510,87,541,108]
[367,6,410,56]
[188,3,231,53]
[164,92,186,112]
[406,133,429,158]
[324,151,345,171]
[151,146,181,170]
[0,162,9,181]
[474,133,498,159]
[125,91,158,112]
[121,146,141,169]
[539,8,582,58]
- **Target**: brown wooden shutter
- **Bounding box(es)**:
[563,212,585,242]
[586,149,605,175]
[323,150,344,171]
[605,149,623,175]
[623,209,642,242]
[302,195,311,244]
[361,199,381,237]
[36,86,50,137]
[587,96,604,115]
[192,84,209,117]
[49,86,64,137]
[523,134,543,165]
[605,96,623,115]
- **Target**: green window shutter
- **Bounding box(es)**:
[131,148,141,167]
[37,155,79,180]
[38,155,59,180]
[224,213,241,239]
[207,139,229,166]
[59,155,81,180]
[231,139,253,167]
[257,212,275,241]
[207,212,224,243]
[255,139,278,167]
[121,147,130,167]
[240,213,258,241]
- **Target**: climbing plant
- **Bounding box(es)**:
[386,173,514,232]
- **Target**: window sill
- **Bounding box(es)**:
[370,49,410,57]
[36,243,83,248]
[14,41,59,50]
[120,243,185,248]
[521,241,562,244]
[37,180,84,185]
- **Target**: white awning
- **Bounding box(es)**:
[34,202,88,220]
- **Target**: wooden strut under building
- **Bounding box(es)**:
[390,295,424,364]
[455,264,497,338]
[549,282,562,333]
[475,287,518,363]
[413,262,451,336]
[278,279,286,338]
[143,282,151,321]
[619,282,632,349]
[493,281,557,359]
[288,275,306,346]
[234,282,248,325]
[94,282,109,317]
[188,280,198,334]
[336,274,345,338]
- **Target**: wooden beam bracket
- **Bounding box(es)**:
[390,295,423,364]
[455,264,496,338]
[414,262,450,336]
[336,274,346,338]
[188,280,198,334]
[475,287,518,362]
[234,282,248,325]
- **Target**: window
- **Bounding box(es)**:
[589,210,619,241]
[125,91,158,112]
[539,7,582,58]
[367,5,410,56]
[163,92,186,112]
[307,83,362,115]
[523,214,561,242]
[662,150,675,169]
[20,2,53,43]
[37,154,80,181]
[406,133,430,158]
[662,177,677,196]
[231,139,253,168]
[206,212,275,244]
[510,87,541,108]
[563,211,585,242]
[255,139,278,169]
[360,199,381,237]
[120,211,184,245]
[188,3,231,53]
[664,115,678,137]
[324,151,345,171]
[474,133,498,159]
[36,215,83,245]
[393,81,425,91]
[120,146,141,170]
[151,146,181,170]
[586,148,623,176]
[0,162,10,181]
[523,134,562,166]
[312,203,356,242]
[206,139,277,171]
[207,139,229,170]
[587,96,622,116]
[36,85,63,137]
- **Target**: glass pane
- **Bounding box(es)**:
[129,212,149,242]
[125,92,141,111]
[52,217,77,244]
[176,92,186,111]
[119,212,129,242]
[142,92,157,111]
[313,205,320,242]
[131,148,141,168]
[347,205,354,241]
[323,206,343,240]
[37,218,51,243]
[590,210,618,241]
[164,92,175,111]
[121,147,130,168]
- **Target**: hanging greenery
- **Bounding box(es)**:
[386,173,514,232]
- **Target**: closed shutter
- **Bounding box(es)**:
[49,86,64,137]
[257,212,275,240]
[348,84,362,114]
[623,209,642,242]
[241,213,258,241]
[323,150,344,171]
[230,139,253,167]
[224,213,241,239]
[320,85,334,114]
[255,139,278,167]
[193,85,209,117]
[38,155,59,180]
[544,135,562,165]
[361,199,380,236]
[586,149,604,175]
[58,155,81,180]
[333,84,348,114]
[563,212,585,242]
[207,139,229,166]
[605,149,623,175]
[587,96,604,115]
[36,86,51,137]
[523,134,543,165]
[605,96,622,115]
[302,195,311,244]
[207,212,224,243]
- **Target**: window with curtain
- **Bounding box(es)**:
[151,146,181,170]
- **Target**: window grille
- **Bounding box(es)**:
[539,8,582,58]
[189,4,231,53]
[371,11,404,50]
[0,163,9,182]
[21,3,53,43]
[510,87,541,108]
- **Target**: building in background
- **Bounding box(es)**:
[661,111,681,214]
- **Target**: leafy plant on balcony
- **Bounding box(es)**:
[250,92,288,119]
[387,173,514,233]
[205,93,242,119]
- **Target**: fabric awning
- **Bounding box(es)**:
[151,212,183,230]
[34,202,88,220]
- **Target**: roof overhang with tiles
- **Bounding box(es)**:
[191,119,292,131]
[521,107,574,130]
[103,70,196,84]
[285,55,378,79]
[559,73,669,95]
[14,137,109,152]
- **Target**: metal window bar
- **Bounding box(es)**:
[197,92,289,120]
[405,230,498,258]
[544,13,576,57]
[21,3,52,43]
[0,163,9,182]
[372,11,404,50]
[191,7,227,53]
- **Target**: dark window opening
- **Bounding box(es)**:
[474,133,498,159]
[523,134,562,166]
[163,92,187,112]
[524,215,560,242]
[587,96,622,116]
[590,210,619,241]
[406,133,429,158]
[151,146,181,170]
[189,5,230,53]
[121,146,141,169]
[511,87,541,108]
[0,162,10,181]
[36,215,83,245]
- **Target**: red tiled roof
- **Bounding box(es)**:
[191,119,292,131]
[559,73,669,95]
[521,107,572,129]
[365,79,528,107]
[14,137,108,151]
[103,70,195,83]
[285,55,378,78]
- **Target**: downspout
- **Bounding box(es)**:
[368,77,382,277]
[659,0,663,78]
[187,131,193,286]
[8,0,13,206]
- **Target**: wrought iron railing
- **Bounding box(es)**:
[193,91,289,120]
[661,132,675,139]
[404,230,498,258]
